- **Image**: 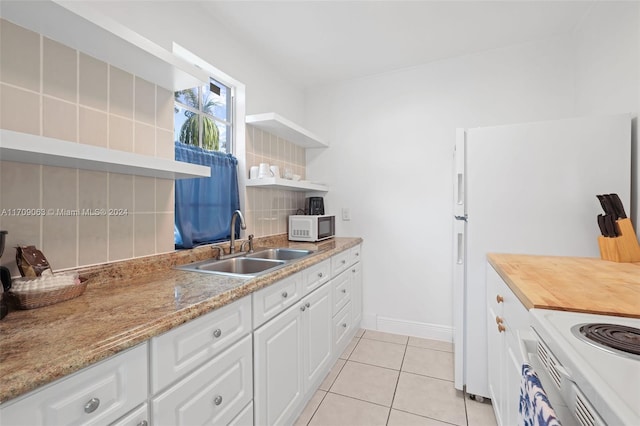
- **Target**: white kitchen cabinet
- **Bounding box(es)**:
[301,282,333,391]
[151,335,253,426]
[333,301,353,352]
[0,344,147,426]
[331,249,351,277]
[486,263,529,426]
[228,401,254,426]
[331,269,351,316]
[254,282,333,426]
[109,403,148,426]
[350,260,363,326]
[150,296,252,394]
[253,296,304,426]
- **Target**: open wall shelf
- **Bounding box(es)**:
[0,130,210,179]
[246,177,327,192]
[246,113,328,149]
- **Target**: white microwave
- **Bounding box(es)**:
[288,215,335,242]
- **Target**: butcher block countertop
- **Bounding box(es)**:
[487,253,640,318]
[0,236,362,404]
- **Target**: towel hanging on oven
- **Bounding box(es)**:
[518,363,561,426]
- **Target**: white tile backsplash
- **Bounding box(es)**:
[0,18,177,272]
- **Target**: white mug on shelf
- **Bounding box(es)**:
[270,165,280,178]
[258,163,274,179]
[249,166,259,179]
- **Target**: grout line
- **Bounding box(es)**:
[392,408,463,426]
[386,339,409,425]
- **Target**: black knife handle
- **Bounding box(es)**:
[608,193,627,219]
[597,214,607,237]
[604,214,618,237]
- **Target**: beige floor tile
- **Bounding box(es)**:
[387,409,453,426]
[340,336,360,360]
[355,328,365,338]
[466,395,497,426]
[319,359,346,391]
[393,373,467,426]
[349,338,406,370]
[294,390,327,426]
[402,346,454,381]
[363,330,409,345]
[330,361,399,406]
[408,337,454,353]
[309,393,389,426]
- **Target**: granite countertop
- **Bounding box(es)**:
[487,253,640,318]
[0,236,362,404]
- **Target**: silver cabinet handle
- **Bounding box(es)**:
[282,291,288,298]
[342,323,347,328]
[341,259,346,264]
[341,289,347,293]
[352,269,356,273]
[318,272,323,277]
[213,328,222,338]
[84,398,100,414]
[355,252,359,256]
[300,305,306,312]
[305,302,310,308]
[214,395,223,406]
[137,421,148,426]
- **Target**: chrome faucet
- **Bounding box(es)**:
[229,210,246,254]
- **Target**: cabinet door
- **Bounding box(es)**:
[333,301,353,354]
[486,305,504,426]
[350,262,362,325]
[0,344,147,426]
[152,335,253,426]
[302,283,332,392]
[254,303,304,426]
[331,250,351,277]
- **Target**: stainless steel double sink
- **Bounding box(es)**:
[176,248,314,278]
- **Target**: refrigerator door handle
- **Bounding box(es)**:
[456,173,464,205]
[456,232,464,264]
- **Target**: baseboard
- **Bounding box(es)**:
[362,313,453,342]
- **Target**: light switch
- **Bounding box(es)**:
[342,208,351,221]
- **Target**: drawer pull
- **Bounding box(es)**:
[137,421,149,426]
[341,289,347,294]
[318,272,324,278]
[213,395,223,406]
[352,269,356,273]
[282,291,288,298]
[305,302,310,308]
[342,323,347,328]
[341,260,346,264]
[84,397,100,414]
[496,294,504,303]
[300,305,306,312]
[355,252,359,256]
[498,324,506,333]
[495,316,503,324]
[213,328,222,338]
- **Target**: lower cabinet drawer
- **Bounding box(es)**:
[150,296,252,394]
[228,401,253,426]
[0,343,148,426]
[333,301,353,351]
[253,272,302,328]
[332,271,351,315]
[302,259,330,293]
[151,335,253,426]
[109,403,148,426]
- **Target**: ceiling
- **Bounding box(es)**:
[198,1,595,89]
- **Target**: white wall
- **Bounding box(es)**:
[86,1,305,121]
[304,3,639,338]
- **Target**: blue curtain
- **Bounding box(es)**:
[174,141,240,249]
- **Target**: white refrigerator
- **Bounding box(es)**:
[452,114,632,399]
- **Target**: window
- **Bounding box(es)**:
[174,78,232,153]
[173,78,240,249]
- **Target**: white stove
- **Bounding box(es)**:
[530,309,640,426]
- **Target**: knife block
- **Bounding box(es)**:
[598,218,640,262]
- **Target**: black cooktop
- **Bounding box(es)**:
[573,323,640,357]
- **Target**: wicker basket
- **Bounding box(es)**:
[10,277,88,310]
